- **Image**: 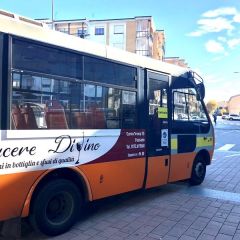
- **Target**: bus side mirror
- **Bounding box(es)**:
[196,83,205,101]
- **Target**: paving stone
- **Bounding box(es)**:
[70,233,92,240]
[151,224,172,237]
[210,201,223,208]
[219,224,237,236]
[161,235,178,240]
[198,233,216,240]
[184,228,201,238]
[190,216,210,230]
[233,233,240,240]
[83,228,100,237]
[232,206,240,214]
[226,213,240,224]
[110,220,129,229]
[136,225,156,234]
[220,203,234,211]
[98,226,119,237]
[167,224,188,238]
[147,232,165,239]
[212,216,227,223]
[142,236,160,240]
[87,236,108,240]
[127,232,148,240]
[202,221,222,236]
[179,235,196,240]
[160,220,177,228]
[215,210,229,219]
[215,233,233,240]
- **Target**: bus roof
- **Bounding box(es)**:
[0,9,189,78]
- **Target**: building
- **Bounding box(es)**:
[38,16,165,60]
[228,95,240,114]
[164,57,188,68]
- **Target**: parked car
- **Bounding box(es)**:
[226,114,240,121]
[222,113,229,119]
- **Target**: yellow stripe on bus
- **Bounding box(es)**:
[196,137,213,147]
[171,138,178,150]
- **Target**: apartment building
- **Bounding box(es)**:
[39,16,165,60]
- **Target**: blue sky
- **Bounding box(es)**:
[1,0,240,102]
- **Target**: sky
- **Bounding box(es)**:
[1,0,240,102]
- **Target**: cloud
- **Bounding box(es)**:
[205,40,225,53]
[217,36,227,42]
[233,14,240,23]
[202,7,237,18]
[227,38,240,49]
[187,30,205,37]
[187,17,234,37]
[211,56,224,62]
[187,7,240,37]
[198,17,234,33]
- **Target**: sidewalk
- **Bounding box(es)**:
[21,186,240,240]
[14,151,240,239]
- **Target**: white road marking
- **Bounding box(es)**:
[217,144,235,151]
[224,153,240,158]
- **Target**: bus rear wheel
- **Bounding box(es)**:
[189,155,206,185]
[29,179,82,236]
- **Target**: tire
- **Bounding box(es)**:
[29,179,82,236]
[189,155,206,185]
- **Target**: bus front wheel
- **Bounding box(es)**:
[29,179,82,236]
[189,155,206,185]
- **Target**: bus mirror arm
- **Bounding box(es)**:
[196,83,205,101]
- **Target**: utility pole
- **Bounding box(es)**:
[52,0,54,30]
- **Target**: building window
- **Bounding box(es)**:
[112,43,124,50]
[58,28,68,34]
[114,25,124,34]
[95,27,104,35]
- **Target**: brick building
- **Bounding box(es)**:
[228,94,240,114]
[38,16,165,60]
[164,57,188,68]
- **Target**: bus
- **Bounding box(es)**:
[0,10,214,236]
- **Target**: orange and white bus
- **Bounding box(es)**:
[0,10,214,236]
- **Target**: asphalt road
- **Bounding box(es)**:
[214,117,240,152]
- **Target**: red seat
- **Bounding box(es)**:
[45,101,68,129]
[92,110,106,129]
[21,104,38,129]
[87,104,106,129]
[11,105,27,129]
[73,112,90,129]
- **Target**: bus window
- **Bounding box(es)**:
[172,88,209,133]
[122,90,137,128]
[11,72,137,130]
[11,38,138,130]
[12,39,83,80]
[148,78,169,156]
[11,72,72,129]
[84,56,137,88]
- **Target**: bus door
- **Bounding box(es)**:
[145,71,170,188]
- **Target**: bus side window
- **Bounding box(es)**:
[172,88,209,134]
[11,39,138,130]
